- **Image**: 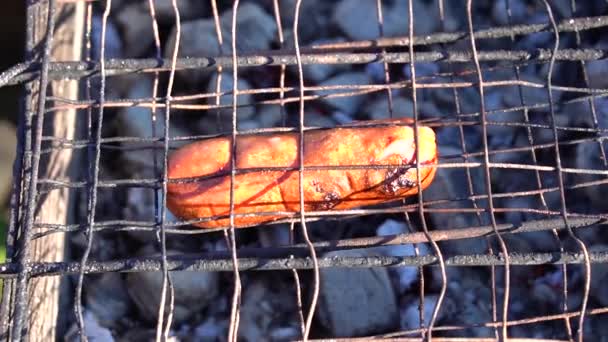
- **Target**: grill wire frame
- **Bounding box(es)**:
[0,0,607,341]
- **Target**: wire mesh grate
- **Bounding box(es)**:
[1,0,608,341]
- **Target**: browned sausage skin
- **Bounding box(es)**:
[167,120,437,228]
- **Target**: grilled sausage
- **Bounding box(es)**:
[167,119,437,228]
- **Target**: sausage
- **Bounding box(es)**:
[167,119,437,228]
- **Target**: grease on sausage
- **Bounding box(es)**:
[167,121,437,228]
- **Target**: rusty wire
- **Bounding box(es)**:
[408,0,446,339]
[6,0,57,341]
[227,1,243,340]
[72,1,111,340]
[466,1,511,339]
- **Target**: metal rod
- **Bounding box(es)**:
[2,47,607,86]
[2,250,608,278]
[9,0,57,340]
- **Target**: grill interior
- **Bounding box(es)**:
[1,0,608,341]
